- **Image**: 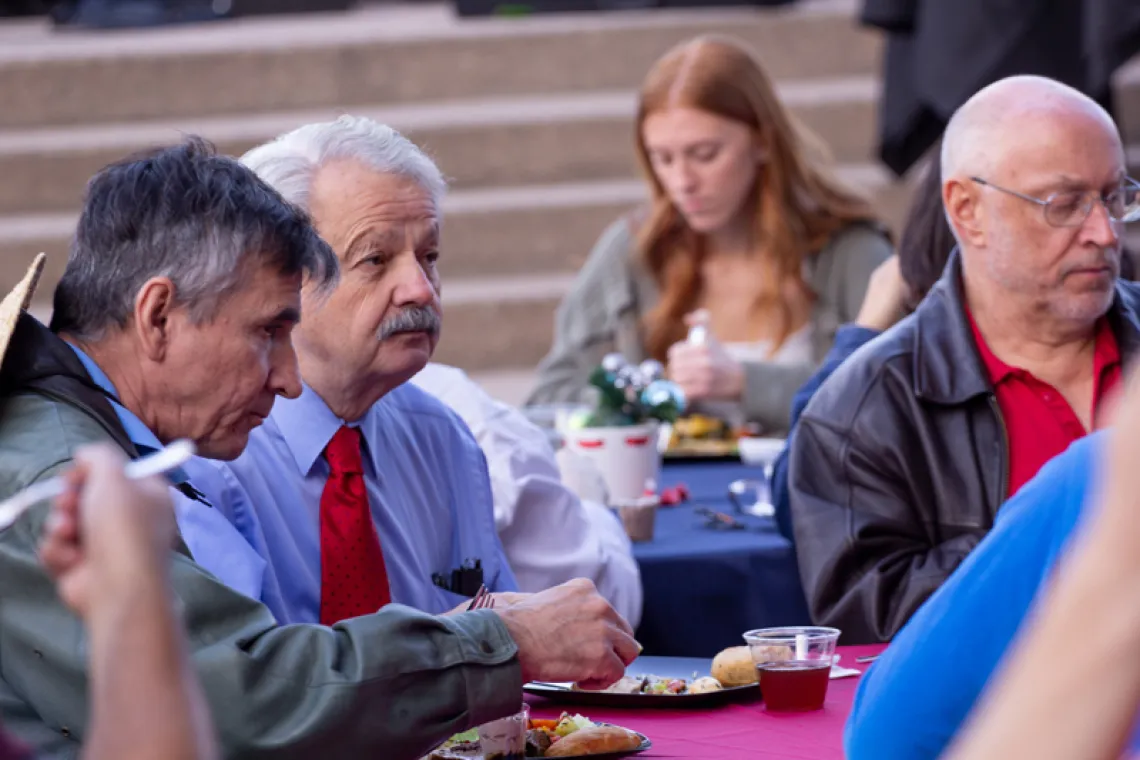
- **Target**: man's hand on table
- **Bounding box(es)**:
[495,578,640,690]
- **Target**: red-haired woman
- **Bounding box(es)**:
[528,35,893,432]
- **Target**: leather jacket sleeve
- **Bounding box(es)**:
[788,377,987,644]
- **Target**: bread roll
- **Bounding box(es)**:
[711,646,758,687]
[543,726,643,757]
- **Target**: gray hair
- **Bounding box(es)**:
[240,115,447,212]
[50,137,338,340]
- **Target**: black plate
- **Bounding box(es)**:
[525,682,756,708]
[524,656,759,709]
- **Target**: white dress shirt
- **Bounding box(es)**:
[411,363,643,628]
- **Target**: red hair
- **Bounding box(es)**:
[635,35,880,360]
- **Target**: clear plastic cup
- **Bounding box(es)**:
[743,626,840,711]
[477,703,529,760]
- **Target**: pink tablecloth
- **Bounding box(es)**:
[528,644,886,760]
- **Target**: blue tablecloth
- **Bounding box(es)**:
[632,460,810,657]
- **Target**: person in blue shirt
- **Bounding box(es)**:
[770,151,956,541]
[932,376,1140,760]
[843,431,1104,759]
[184,116,521,624]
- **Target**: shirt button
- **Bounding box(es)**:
[481,640,495,655]
[60,727,71,738]
[1042,392,1054,402]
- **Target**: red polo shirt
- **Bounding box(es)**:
[969,314,1121,498]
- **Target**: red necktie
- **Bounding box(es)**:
[319,425,391,625]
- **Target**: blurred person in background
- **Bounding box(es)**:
[862,0,1140,178]
[768,151,956,542]
[527,34,893,434]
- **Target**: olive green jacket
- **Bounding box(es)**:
[0,315,522,760]
[526,218,893,432]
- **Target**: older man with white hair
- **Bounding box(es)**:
[185,116,641,643]
[183,116,515,621]
[787,74,1140,644]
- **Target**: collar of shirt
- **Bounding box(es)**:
[270,383,359,476]
[64,343,266,600]
[967,310,1121,385]
[65,343,189,484]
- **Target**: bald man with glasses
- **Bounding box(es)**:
[787,74,1140,644]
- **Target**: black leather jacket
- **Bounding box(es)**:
[788,253,1140,644]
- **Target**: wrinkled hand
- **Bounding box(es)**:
[667,312,744,402]
[855,256,908,331]
[496,578,640,690]
[38,444,176,621]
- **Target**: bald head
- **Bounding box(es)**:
[941,76,1119,184]
[940,75,1126,333]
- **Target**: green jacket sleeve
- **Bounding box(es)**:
[527,218,639,406]
[740,225,893,431]
[0,492,522,760]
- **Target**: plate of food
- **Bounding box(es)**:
[523,651,761,708]
[425,713,649,759]
[662,415,743,461]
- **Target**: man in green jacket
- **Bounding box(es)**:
[0,140,638,759]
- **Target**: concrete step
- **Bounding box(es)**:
[0,76,881,216]
[2,55,1137,218]
[9,136,1140,290]
[0,0,878,130]
[0,162,912,288]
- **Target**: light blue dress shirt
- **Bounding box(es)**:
[183,381,518,624]
[66,345,266,600]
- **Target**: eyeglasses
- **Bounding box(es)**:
[970,176,1140,227]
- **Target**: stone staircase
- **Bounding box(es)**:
[2,0,1139,403]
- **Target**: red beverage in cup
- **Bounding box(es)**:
[757,661,831,711]
[743,626,840,713]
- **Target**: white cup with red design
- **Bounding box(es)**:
[563,422,661,541]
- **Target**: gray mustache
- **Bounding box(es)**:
[377,306,441,341]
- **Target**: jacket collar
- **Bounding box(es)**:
[0,312,137,455]
[912,249,1140,405]
[0,312,196,556]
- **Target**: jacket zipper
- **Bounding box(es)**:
[987,394,1009,508]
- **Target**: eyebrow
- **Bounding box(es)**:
[647,139,720,153]
[344,231,394,265]
[1034,172,1126,195]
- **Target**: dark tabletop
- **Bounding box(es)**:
[631,459,810,657]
